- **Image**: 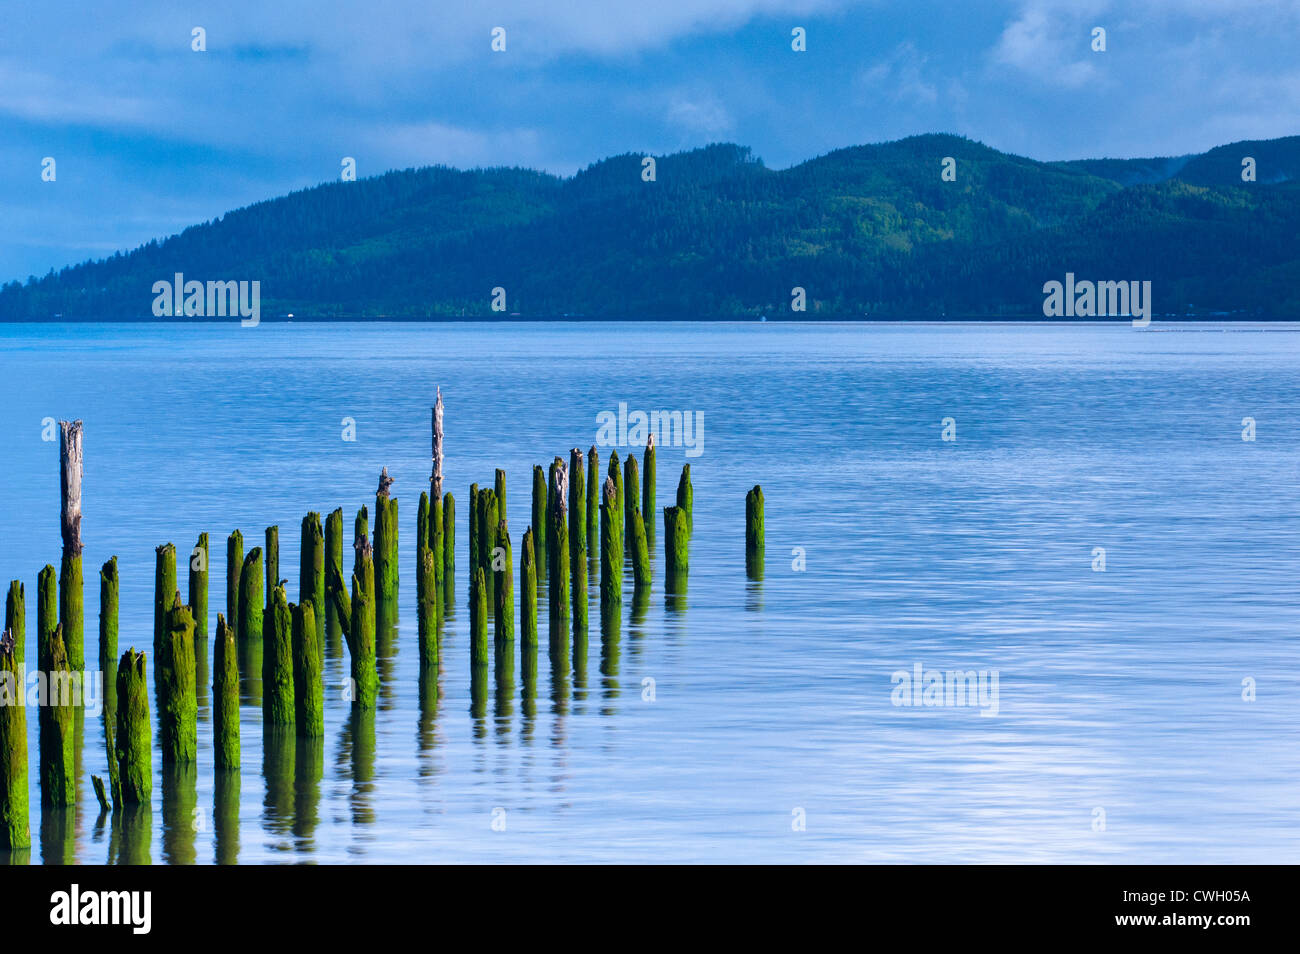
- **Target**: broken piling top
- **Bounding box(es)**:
[431,388,445,501]
[377,466,395,498]
[58,420,83,555]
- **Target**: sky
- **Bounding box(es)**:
[2,0,1298,282]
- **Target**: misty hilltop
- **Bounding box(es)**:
[4,133,1299,319]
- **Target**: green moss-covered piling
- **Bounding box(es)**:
[608,451,624,545]
[264,525,279,608]
[531,465,547,575]
[115,649,151,805]
[470,567,489,669]
[213,614,239,769]
[476,487,498,581]
[569,448,588,632]
[0,628,30,849]
[494,521,514,654]
[495,468,507,533]
[429,492,444,619]
[468,484,479,587]
[4,581,22,664]
[292,602,323,737]
[374,468,399,610]
[331,533,376,709]
[324,510,343,642]
[631,506,651,592]
[664,506,690,592]
[587,446,600,555]
[237,547,264,642]
[418,545,438,669]
[746,484,765,579]
[159,594,197,764]
[300,512,325,654]
[521,528,538,652]
[417,490,430,587]
[98,558,118,726]
[442,492,456,605]
[226,530,243,637]
[153,543,176,655]
[37,564,56,653]
[642,434,656,541]
[676,464,693,536]
[547,461,570,647]
[263,585,294,726]
[188,533,209,639]
[600,477,622,614]
[624,454,640,554]
[38,621,75,806]
[58,420,85,671]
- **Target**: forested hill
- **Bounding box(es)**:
[4,133,1299,319]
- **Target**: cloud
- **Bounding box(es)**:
[665,95,736,136]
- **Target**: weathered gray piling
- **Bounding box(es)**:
[374,468,399,611]
[587,446,600,555]
[226,530,243,636]
[600,477,622,616]
[189,533,209,639]
[115,649,151,805]
[566,449,588,635]
[0,627,29,849]
[521,528,538,652]
[159,594,197,764]
[532,466,548,575]
[643,433,656,541]
[746,485,765,579]
[664,506,690,592]
[324,510,343,642]
[263,585,294,726]
[58,420,84,671]
[299,512,325,655]
[292,603,323,737]
[548,462,570,648]
[676,464,693,536]
[494,522,514,657]
[213,614,239,769]
[430,391,447,610]
[4,581,22,664]
[237,547,264,642]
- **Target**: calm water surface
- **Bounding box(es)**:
[0,321,1298,863]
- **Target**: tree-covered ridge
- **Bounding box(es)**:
[4,133,1298,319]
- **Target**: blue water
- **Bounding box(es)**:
[1,321,1298,863]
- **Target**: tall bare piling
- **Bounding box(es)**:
[374,468,399,612]
[58,420,84,671]
[237,547,264,642]
[430,389,446,602]
[263,585,294,726]
[226,530,243,637]
[531,466,547,575]
[746,485,765,579]
[159,594,197,764]
[213,614,239,769]
[0,628,29,849]
[569,448,588,632]
[548,461,570,649]
[115,649,151,805]
[189,533,209,639]
[292,603,323,737]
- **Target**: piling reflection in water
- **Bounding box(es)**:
[214,768,239,864]
[161,762,197,865]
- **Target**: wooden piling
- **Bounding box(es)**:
[470,567,489,669]
[213,614,239,769]
[38,616,75,807]
[548,461,570,647]
[237,547,264,642]
[188,533,209,639]
[292,603,323,737]
[332,542,377,709]
[521,528,538,652]
[495,468,507,533]
[664,506,690,592]
[263,585,294,726]
[442,492,456,605]
[569,448,588,632]
[300,512,325,654]
[624,454,640,554]
[58,420,84,671]
[600,477,622,615]
[226,530,243,637]
[264,525,279,610]
[643,433,656,541]
[153,543,176,656]
[494,521,514,653]
[476,488,498,579]
[115,649,151,805]
[159,594,197,764]
[0,627,29,849]
[587,446,600,556]
[324,510,343,641]
[374,468,399,610]
[531,465,547,576]
[5,581,24,664]
[98,558,118,725]
[631,506,651,592]
[418,545,438,669]
[676,464,693,536]
[746,485,765,579]
[430,391,445,597]
[468,484,479,587]
[608,451,624,546]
